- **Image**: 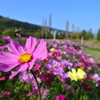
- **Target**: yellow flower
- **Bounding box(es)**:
[68,68,86,81]
[50,48,55,52]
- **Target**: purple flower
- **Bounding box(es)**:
[34,87,50,99]
[19,71,41,87]
[80,84,93,91]
[93,74,100,83]
[46,60,68,78]
[19,71,34,83]
[46,59,60,71]
[16,33,21,38]
[69,89,76,93]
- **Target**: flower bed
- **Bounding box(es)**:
[0,36,100,100]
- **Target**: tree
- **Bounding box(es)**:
[79,30,86,39]
[97,29,100,40]
[85,30,93,40]
[2,29,15,37]
[34,29,42,38]
[72,32,78,39]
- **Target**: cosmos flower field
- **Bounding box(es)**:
[0,35,100,100]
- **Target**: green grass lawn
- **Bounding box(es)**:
[84,47,100,63]
[69,38,100,47]
[69,38,100,63]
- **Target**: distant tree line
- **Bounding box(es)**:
[0,15,100,41]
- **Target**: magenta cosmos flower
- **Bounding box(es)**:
[2,36,11,40]
[56,94,67,100]
[0,36,47,79]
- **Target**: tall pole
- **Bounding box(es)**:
[71,24,74,39]
[65,21,69,39]
[76,27,80,40]
[53,31,56,40]
[42,18,45,38]
[45,19,48,39]
[49,14,52,35]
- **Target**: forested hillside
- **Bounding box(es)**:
[0,15,41,33]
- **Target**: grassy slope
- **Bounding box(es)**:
[84,47,100,63]
[69,38,100,63]
[81,39,100,63]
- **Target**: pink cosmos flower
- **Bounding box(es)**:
[1,90,11,99]
[24,92,33,98]
[0,76,6,81]
[33,63,42,71]
[0,36,47,79]
[56,94,67,100]
[2,36,11,41]
[86,66,92,70]
[15,29,20,33]
[42,73,53,86]
[60,78,66,83]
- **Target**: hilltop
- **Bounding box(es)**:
[0,15,41,33]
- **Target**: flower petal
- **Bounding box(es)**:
[0,51,20,72]
[28,58,37,70]
[33,39,47,60]
[7,40,25,56]
[25,36,37,53]
[9,63,28,79]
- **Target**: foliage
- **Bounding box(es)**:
[96,29,100,40]
[72,32,78,39]
[2,29,15,37]
[77,29,94,40]
[0,15,41,33]
[33,29,42,38]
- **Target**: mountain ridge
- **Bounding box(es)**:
[0,15,42,33]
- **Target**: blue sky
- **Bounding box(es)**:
[0,0,100,33]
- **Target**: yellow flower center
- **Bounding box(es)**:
[75,75,79,78]
[34,66,37,69]
[0,78,2,80]
[45,58,49,61]
[79,66,84,69]
[31,81,35,84]
[46,77,49,80]
[84,60,87,62]
[19,53,32,63]
[53,65,56,68]
[38,91,42,94]
[54,54,57,56]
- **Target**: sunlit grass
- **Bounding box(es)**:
[84,47,100,63]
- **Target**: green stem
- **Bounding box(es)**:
[18,37,21,43]
[76,88,79,100]
[27,70,31,100]
[31,70,41,100]
[76,83,80,100]
[27,69,35,100]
